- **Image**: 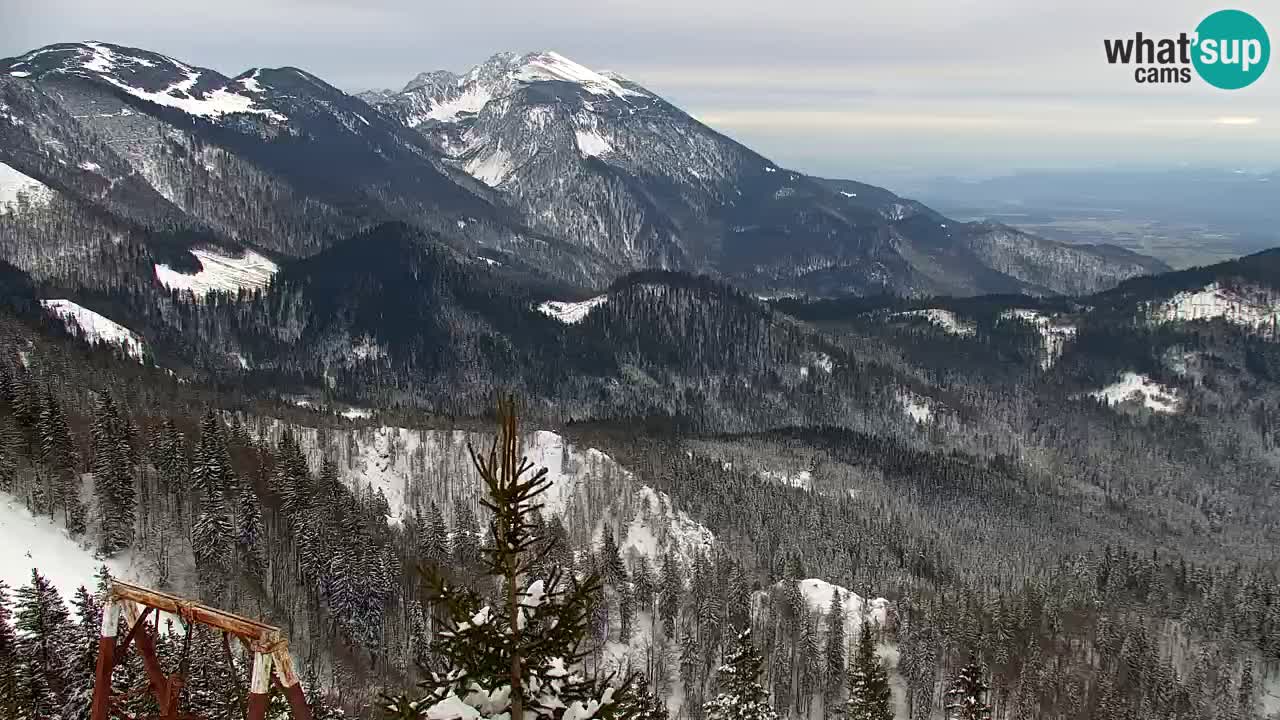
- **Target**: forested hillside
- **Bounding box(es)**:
[0,36,1277,720]
[3,243,1280,718]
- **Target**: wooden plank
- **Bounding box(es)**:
[96,582,312,719]
[110,581,281,645]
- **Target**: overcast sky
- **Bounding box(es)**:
[5,0,1277,183]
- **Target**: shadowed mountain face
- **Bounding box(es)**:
[365,50,1168,296]
[1,41,1163,299]
[0,42,615,288]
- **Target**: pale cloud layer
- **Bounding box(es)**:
[3,0,1277,180]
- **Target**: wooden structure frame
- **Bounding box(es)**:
[89,580,311,720]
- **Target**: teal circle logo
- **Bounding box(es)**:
[1193,9,1270,89]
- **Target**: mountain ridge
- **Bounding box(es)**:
[0,39,1164,301]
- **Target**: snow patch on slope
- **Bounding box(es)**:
[350,336,387,362]
[41,299,146,361]
[154,248,278,297]
[74,43,286,123]
[537,295,609,324]
[105,72,285,122]
[758,469,813,490]
[522,430,586,519]
[574,129,613,157]
[798,351,835,379]
[1000,309,1077,369]
[464,147,514,187]
[0,491,147,606]
[421,85,494,124]
[1090,372,1180,413]
[897,390,933,423]
[0,161,54,211]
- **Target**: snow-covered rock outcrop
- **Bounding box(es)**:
[1148,283,1280,335]
[1000,309,1077,369]
[895,308,976,337]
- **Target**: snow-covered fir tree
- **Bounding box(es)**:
[845,619,891,720]
[60,584,104,720]
[191,409,235,497]
[945,655,991,720]
[658,553,680,640]
[380,397,636,719]
[40,387,78,526]
[236,484,267,579]
[418,501,452,569]
[14,569,74,719]
[0,580,19,720]
[616,675,668,720]
[823,588,846,708]
[703,628,777,720]
[192,493,235,600]
[91,392,134,553]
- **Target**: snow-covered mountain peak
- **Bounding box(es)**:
[509,51,645,99]
[387,49,646,128]
[2,41,287,123]
[5,41,174,80]
[403,69,460,93]
[4,41,204,93]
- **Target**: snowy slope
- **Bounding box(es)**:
[574,129,613,157]
[154,247,278,296]
[40,299,146,361]
[613,485,716,568]
[0,491,147,605]
[0,160,54,211]
[247,418,715,572]
[536,295,609,324]
[1149,283,1280,334]
[1090,372,1180,413]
